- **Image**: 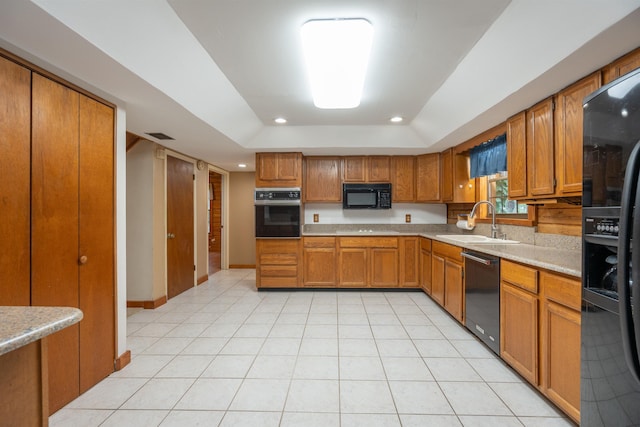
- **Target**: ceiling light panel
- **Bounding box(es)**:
[301,18,373,109]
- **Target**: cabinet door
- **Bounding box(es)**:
[0,56,31,306]
[277,152,302,183]
[541,299,580,423]
[555,72,600,196]
[507,112,527,199]
[368,156,391,182]
[392,156,416,202]
[420,239,432,294]
[339,248,367,287]
[453,154,475,203]
[78,95,115,393]
[257,152,278,183]
[444,260,464,322]
[416,153,441,202]
[527,98,555,197]
[399,237,419,287]
[440,148,454,202]
[343,156,367,182]
[500,282,538,385]
[31,73,81,412]
[304,157,342,202]
[256,152,302,187]
[431,253,445,305]
[603,47,640,84]
[370,248,398,287]
[303,248,336,286]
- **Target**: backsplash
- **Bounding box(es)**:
[303,203,447,225]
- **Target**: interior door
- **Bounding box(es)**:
[167,156,195,299]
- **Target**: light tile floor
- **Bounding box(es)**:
[50,269,574,427]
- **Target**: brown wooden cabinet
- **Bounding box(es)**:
[440,148,475,203]
[554,72,601,196]
[302,237,337,286]
[416,153,441,202]
[419,238,432,294]
[431,241,464,322]
[342,156,391,183]
[391,156,416,202]
[603,47,640,84]
[338,237,398,287]
[440,148,454,202]
[506,111,527,199]
[256,239,301,288]
[527,97,555,197]
[368,156,391,182]
[0,59,117,414]
[343,156,367,182]
[304,156,342,202]
[399,236,419,287]
[255,152,302,187]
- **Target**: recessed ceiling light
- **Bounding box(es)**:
[301,18,373,109]
[274,117,287,124]
[238,163,247,168]
[390,116,403,123]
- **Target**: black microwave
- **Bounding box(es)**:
[343,183,392,209]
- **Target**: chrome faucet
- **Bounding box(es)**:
[470,200,499,239]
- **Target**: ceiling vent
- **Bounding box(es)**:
[145,132,174,140]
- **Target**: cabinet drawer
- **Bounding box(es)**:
[259,276,298,287]
[432,241,462,262]
[420,238,432,251]
[339,237,398,248]
[501,259,538,294]
[259,253,298,265]
[303,237,336,248]
[260,265,298,277]
[541,271,581,311]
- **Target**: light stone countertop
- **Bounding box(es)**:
[303,227,581,278]
[0,306,83,356]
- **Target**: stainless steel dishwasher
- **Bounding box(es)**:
[461,250,500,355]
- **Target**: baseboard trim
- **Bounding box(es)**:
[197,275,208,285]
[127,295,167,309]
[229,264,256,269]
[114,350,131,371]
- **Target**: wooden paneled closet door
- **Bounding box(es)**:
[0,56,31,306]
[31,73,81,413]
[78,95,115,393]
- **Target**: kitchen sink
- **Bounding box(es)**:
[436,235,519,244]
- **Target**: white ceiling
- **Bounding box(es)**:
[1,0,640,171]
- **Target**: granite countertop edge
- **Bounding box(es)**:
[0,306,83,356]
[302,230,581,278]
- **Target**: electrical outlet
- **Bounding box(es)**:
[313,213,319,223]
[405,214,411,223]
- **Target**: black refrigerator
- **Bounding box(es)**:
[582,67,640,426]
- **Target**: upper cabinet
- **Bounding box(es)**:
[343,156,391,183]
[440,148,475,203]
[304,156,342,203]
[391,156,416,202]
[603,47,640,84]
[527,97,555,198]
[416,153,441,202]
[554,72,601,196]
[507,112,527,199]
[255,152,302,187]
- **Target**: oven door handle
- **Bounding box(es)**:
[461,252,494,265]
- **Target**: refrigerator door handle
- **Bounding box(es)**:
[619,141,640,384]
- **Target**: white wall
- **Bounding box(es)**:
[115,107,128,360]
[303,203,447,225]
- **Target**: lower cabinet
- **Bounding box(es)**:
[256,239,301,288]
[338,237,399,288]
[419,238,432,294]
[500,259,580,423]
[431,241,464,322]
[399,236,420,287]
[303,237,337,287]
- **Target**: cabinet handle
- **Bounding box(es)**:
[167,233,175,239]
[79,255,88,265]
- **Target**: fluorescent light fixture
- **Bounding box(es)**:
[274,117,287,124]
[301,18,373,109]
[390,116,403,123]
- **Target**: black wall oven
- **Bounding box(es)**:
[255,188,301,238]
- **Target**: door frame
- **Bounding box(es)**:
[208,164,229,272]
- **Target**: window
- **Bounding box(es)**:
[487,172,528,215]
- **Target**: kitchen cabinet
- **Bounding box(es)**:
[540,271,581,423]
[506,112,527,199]
[603,46,640,84]
[342,156,391,183]
[554,72,601,196]
[304,156,342,202]
[440,148,475,203]
[500,259,539,385]
[527,97,555,197]
[302,237,337,286]
[431,241,464,322]
[440,148,454,202]
[338,237,398,287]
[256,239,301,288]
[419,238,432,294]
[391,156,416,202]
[255,152,302,187]
[416,153,441,202]
[399,236,419,287]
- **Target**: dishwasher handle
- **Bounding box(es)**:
[461,251,496,265]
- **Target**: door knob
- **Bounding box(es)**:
[79,255,88,265]
[167,233,175,239]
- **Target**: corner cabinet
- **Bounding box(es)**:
[303,156,342,202]
[431,241,464,322]
[255,152,302,188]
[419,238,432,294]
